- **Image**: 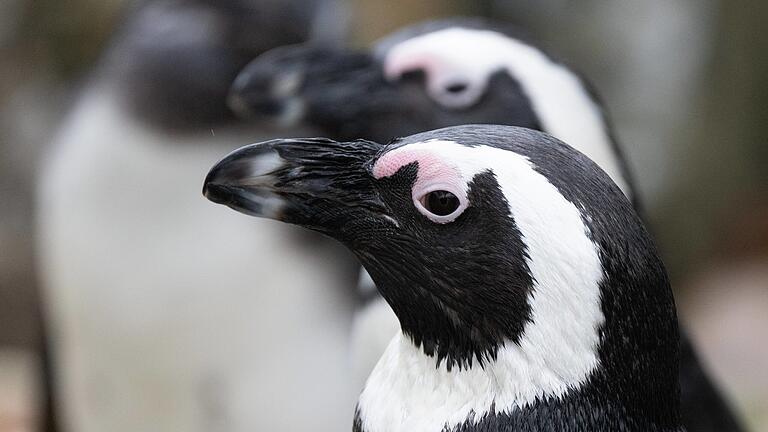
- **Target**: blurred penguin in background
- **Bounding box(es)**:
[36,1,359,431]
[230,18,744,432]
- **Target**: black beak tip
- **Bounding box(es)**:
[228,66,262,117]
[202,167,226,204]
[226,90,249,117]
[202,156,240,204]
[201,181,216,200]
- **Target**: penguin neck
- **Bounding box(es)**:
[357,331,591,427]
[355,329,681,432]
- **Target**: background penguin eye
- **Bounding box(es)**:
[431,80,482,109]
[419,190,460,217]
[444,82,468,94]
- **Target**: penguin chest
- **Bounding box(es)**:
[38,93,357,431]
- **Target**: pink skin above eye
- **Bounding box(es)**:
[384,50,439,82]
[373,148,468,223]
[384,49,482,109]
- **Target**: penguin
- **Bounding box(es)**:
[227,19,744,432]
[36,1,357,431]
[203,124,685,431]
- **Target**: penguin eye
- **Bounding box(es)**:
[444,82,468,94]
[416,189,464,223]
[431,79,483,109]
[422,190,460,215]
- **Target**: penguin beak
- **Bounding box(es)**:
[228,63,305,125]
[228,44,319,125]
[203,140,290,219]
[203,138,386,235]
[229,45,380,127]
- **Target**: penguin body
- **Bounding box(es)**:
[37,1,356,431]
[203,124,685,432]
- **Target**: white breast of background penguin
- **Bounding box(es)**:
[356,140,604,432]
[38,86,355,432]
[383,27,631,198]
[350,270,402,384]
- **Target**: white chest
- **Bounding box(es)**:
[37,89,357,432]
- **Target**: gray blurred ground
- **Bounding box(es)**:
[1,0,766,430]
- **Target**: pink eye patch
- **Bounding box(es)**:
[384,50,440,82]
[373,144,470,223]
[373,148,466,199]
[373,148,432,179]
[373,148,457,183]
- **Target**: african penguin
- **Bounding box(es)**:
[229,19,744,432]
[36,1,357,431]
[203,124,685,431]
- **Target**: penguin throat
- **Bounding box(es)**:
[362,260,532,371]
[356,332,595,432]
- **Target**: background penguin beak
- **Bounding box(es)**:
[228,68,299,121]
[227,45,314,125]
[203,138,385,233]
[229,45,381,128]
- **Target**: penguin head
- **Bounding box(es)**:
[105,0,329,131]
[229,19,543,143]
[204,125,678,411]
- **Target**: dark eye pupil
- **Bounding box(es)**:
[425,190,460,216]
[445,82,468,94]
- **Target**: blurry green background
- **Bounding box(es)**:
[0,0,766,430]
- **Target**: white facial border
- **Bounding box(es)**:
[383,27,632,198]
[360,140,605,432]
